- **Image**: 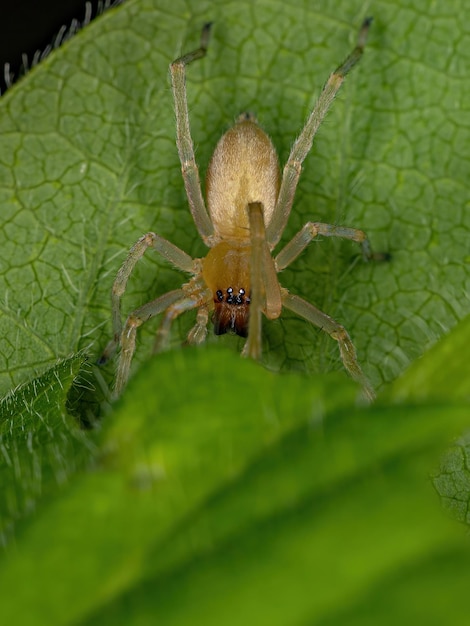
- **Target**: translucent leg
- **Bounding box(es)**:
[266,18,372,247]
[282,291,375,401]
[187,306,209,344]
[170,23,214,243]
[114,289,185,397]
[275,221,373,271]
[153,295,203,354]
[99,232,194,365]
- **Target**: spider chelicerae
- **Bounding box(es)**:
[100,19,385,400]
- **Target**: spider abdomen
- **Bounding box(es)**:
[205,118,280,242]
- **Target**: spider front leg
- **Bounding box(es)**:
[114,277,210,397]
[282,291,375,402]
[115,289,185,397]
[186,306,210,345]
[170,22,215,244]
[99,232,195,365]
[267,18,372,247]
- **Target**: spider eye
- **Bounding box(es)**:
[212,286,250,337]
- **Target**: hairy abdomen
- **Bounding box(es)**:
[205,118,280,242]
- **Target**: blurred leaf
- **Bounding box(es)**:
[0,353,92,544]
[0,348,469,624]
[383,314,470,529]
[433,434,470,526]
[385,313,470,403]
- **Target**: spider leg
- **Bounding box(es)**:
[170,22,215,244]
[115,289,185,397]
[187,306,210,345]
[275,221,373,271]
[266,18,372,247]
[282,290,375,402]
[153,294,205,354]
[243,202,282,360]
[99,232,195,365]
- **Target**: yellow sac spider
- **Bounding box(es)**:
[100,19,385,400]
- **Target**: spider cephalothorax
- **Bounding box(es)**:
[201,239,253,337]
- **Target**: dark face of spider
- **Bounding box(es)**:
[213,286,251,336]
[201,242,252,338]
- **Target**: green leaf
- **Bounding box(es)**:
[384,315,470,532]
[386,313,470,403]
[0,0,468,396]
[0,353,92,543]
[0,348,469,624]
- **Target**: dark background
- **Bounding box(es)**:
[0,0,111,93]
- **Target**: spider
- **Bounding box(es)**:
[100,19,382,400]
